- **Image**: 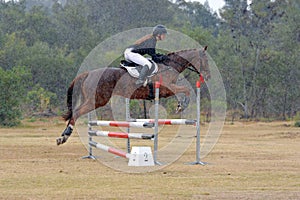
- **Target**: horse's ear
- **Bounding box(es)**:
[203,46,208,52]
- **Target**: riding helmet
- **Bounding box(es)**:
[153,25,168,36]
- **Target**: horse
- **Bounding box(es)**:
[56,47,210,145]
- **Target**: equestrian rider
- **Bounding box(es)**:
[124,25,168,85]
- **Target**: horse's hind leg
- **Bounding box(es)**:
[72,100,96,122]
[56,99,95,145]
[56,120,74,145]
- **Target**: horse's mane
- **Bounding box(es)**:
[166,48,198,56]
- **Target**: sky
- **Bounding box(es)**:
[189,0,226,12]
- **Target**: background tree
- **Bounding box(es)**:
[26,84,57,113]
[265,1,300,119]
[0,66,31,126]
[217,0,299,119]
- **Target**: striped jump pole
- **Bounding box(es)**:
[89,120,154,128]
[89,141,131,159]
[83,99,155,160]
[88,130,154,140]
[133,119,196,125]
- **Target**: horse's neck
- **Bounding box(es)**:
[168,50,197,73]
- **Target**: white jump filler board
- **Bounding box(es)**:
[128,146,154,166]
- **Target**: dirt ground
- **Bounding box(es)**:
[0,118,299,199]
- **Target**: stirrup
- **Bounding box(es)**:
[135,79,144,85]
[143,79,148,87]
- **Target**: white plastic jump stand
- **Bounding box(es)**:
[128,146,154,166]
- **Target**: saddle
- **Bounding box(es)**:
[120,59,158,78]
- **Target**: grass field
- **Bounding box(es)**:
[0,118,299,199]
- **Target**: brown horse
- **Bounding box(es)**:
[56,47,210,145]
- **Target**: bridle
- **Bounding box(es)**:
[160,54,202,76]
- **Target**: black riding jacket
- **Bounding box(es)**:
[129,36,163,62]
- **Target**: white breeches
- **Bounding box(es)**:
[124,48,152,69]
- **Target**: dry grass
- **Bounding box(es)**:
[0,118,299,199]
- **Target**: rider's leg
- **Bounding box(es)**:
[124,49,153,85]
[136,62,156,85]
[136,65,150,85]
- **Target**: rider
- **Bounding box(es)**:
[124,25,168,85]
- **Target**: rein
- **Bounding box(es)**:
[186,66,200,75]
[156,57,200,76]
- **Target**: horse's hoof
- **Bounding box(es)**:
[176,96,190,113]
[56,137,63,145]
[176,104,182,113]
[56,136,68,145]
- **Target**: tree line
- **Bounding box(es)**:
[0,0,299,126]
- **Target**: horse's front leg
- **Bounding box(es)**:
[177,95,190,113]
[168,84,191,113]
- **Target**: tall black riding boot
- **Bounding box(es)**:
[136,65,149,85]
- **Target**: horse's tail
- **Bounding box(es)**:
[62,81,75,121]
[62,72,88,122]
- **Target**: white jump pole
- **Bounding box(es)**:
[188,75,206,165]
[82,112,97,160]
[153,81,162,165]
[125,98,131,153]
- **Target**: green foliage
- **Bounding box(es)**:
[129,100,143,119]
[0,66,31,126]
[294,113,300,127]
[0,33,27,70]
[19,41,76,102]
[21,6,58,46]
[26,84,57,113]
